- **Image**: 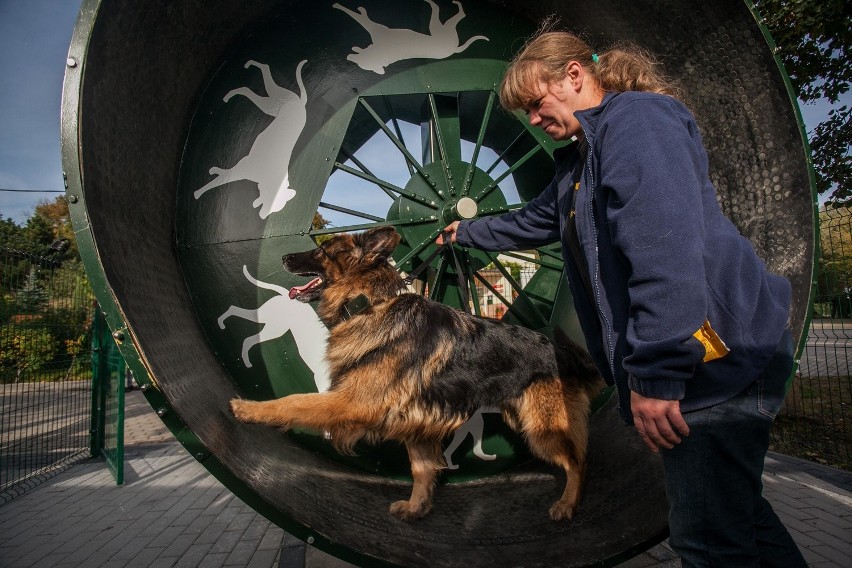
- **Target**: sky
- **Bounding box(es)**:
[0,0,844,225]
[0,0,82,224]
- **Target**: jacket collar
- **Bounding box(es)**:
[553,91,618,171]
[574,91,618,141]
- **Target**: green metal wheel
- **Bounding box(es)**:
[62,0,815,566]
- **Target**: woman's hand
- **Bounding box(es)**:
[437,221,461,245]
[630,391,690,453]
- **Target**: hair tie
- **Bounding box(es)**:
[591,53,600,64]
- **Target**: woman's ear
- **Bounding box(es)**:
[564,60,585,90]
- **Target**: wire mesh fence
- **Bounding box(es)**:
[0,245,96,502]
[772,205,851,470]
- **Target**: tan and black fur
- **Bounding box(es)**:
[230,226,604,521]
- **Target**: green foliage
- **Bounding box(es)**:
[0,324,57,382]
[752,0,851,205]
[0,215,29,251]
[810,105,851,203]
[814,205,852,317]
[485,261,523,281]
[1,206,96,382]
[17,268,49,313]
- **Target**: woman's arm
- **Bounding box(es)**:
[441,176,562,251]
[599,96,710,393]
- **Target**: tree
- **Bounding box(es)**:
[312,212,330,230]
[23,214,55,256]
[0,325,57,383]
[313,211,333,244]
[32,197,78,259]
[752,0,851,205]
[816,204,852,317]
[0,215,28,252]
[17,268,49,313]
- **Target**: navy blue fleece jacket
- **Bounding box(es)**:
[456,91,791,421]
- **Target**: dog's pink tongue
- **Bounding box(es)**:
[289,277,322,300]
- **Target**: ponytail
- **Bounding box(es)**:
[595,44,680,98]
[500,30,680,111]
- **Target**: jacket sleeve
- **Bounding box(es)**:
[597,97,709,400]
[456,176,561,251]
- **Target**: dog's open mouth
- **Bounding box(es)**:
[289,276,323,302]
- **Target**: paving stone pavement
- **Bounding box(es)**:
[0,390,849,568]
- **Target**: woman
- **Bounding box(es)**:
[440,31,806,567]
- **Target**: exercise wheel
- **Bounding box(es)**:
[61,1,815,566]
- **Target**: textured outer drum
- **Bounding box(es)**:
[62,0,813,566]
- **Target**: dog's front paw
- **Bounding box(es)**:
[389,500,431,521]
[230,399,258,423]
[548,500,576,521]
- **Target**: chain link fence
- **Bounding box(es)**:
[772,206,851,470]
[1,245,96,502]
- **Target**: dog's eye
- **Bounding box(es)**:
[315,247,336,260]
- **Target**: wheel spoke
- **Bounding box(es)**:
[486,253,550,328]
[333,161,438,210]
[485,131,524,175]
[536,246,563,263]
[310,217,434,237]
[358,98,445,201]
[499,251,563,272]
[427,256,448,300]
[383,96,415,178]
[462,91,496,196]
[318,202,385,222]
[461,250,482,316]
[473,271,536,328]
[394,228,443,267]
[474,144,544,202]
[426,94,461,197]
[338,148,398,200]
[475,203,523,216]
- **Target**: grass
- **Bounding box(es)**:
[770,374,852,471]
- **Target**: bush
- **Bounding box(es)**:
[0,325,57,383]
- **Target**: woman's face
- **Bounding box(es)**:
[522,68,591,141]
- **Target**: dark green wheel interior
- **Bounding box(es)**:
[175,12,583,480]
[62,1,815,566]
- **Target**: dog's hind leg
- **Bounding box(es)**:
[390,440,444,521]
[516,379,591,521]
[217,306,258,329]
[194,167,231,198]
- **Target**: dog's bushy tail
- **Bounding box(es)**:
[552,328,606,398]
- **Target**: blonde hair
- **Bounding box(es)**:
[500,30,680,110]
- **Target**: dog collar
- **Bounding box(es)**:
[342,294,371,320]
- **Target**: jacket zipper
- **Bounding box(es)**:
[579,126,618,384]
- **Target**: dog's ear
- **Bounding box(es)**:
[361,227,400,262]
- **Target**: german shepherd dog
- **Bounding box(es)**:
[230,226,604,521]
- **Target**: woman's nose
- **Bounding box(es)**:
[528,110,541,126]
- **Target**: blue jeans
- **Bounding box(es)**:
[660,330,807,567]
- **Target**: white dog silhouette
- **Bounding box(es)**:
[333,0,488,74]
[218,265,330,392]
[195,60,308,219]
[443,407,499,469]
